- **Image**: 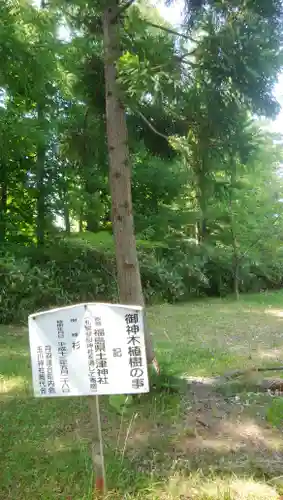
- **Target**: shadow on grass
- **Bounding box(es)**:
[2,299,283,498]
[0,346,31,396]
[1,382,283,499]
[0,394,154,499]
[150,301,283,379]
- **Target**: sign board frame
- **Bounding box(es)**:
[28,302,149,398]
[28,302,150,496]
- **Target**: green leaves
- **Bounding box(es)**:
[0,0,61,104]
[118,51,150,99]
[0,0,283,303]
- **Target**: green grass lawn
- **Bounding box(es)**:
[2,291,283,499]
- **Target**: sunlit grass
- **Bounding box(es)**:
[1,290,283,498]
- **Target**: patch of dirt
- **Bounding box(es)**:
[172,378,283,477]
[99,379,283,492]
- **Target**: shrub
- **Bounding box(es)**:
[0,238,117,323]
[1,234,209,323]
[1,232,283,324]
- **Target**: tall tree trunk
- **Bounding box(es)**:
[36,106,46,247]
[233,254,240,301]
[85,182,100,232]
[36,0,47,246]
[196,157,208,242]
[79,211,84,232]
[64,203,71,234]
[62,176,71,234]
[0,180,7,242]
[200,157,208,241]
[229,159,240,300]
[103,2,155,364]
[86,217,99,232]
[194,223,199,242]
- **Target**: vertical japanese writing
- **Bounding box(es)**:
[37,346,46,395]
[30,306,149,398]
[94,316,109,385]
[125,312,144,390]
[70,316,80,350]
[57,320,64,339]
[84,318,97,392]
[57,319,70,394]
[45,345,56,394]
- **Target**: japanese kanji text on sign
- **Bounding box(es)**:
[28,303,149,397]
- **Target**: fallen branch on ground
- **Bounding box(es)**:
[222,366,283,380]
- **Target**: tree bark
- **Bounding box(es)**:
[36,0,47,246]
[61,176,71,234]
[232,251,240,300]
[195,156,208,242]
[86,216,99,233]
[79,211,84,232]
[229,160,240,300]
[64,202,71,234]
[0,180,7,242]
[199,157,209,241]
[85,183,100,232]
[102,1,155,364]
[36,105,46,247]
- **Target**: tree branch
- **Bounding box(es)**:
[223,366,283,380]
[144,20,197,42]
[111,0,136,22]
[150,53,195,72]
[134,109,170,141]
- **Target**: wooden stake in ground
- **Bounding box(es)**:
[102,0,156,366]
[89,396,106,496]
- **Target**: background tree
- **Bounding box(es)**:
[0,0,283,328]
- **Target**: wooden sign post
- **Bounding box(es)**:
[90,395,106,494]
[28,303,149,496]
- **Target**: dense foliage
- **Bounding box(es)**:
[1,0,283,323]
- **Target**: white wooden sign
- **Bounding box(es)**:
[28,303,149,398]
